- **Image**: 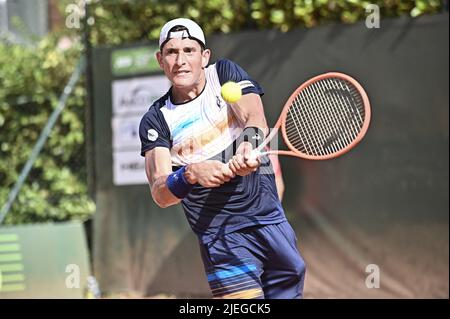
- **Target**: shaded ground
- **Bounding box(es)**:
[104,213,448,299]
[295,213,449,298]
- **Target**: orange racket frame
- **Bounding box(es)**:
[257,72,371,160]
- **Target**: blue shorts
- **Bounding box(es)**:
[199,221,306,299]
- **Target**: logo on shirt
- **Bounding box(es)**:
[216,95,226,109]
[147,129,158,142]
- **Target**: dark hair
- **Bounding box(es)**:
[160,25,206,51]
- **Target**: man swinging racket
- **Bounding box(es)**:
[139,18,306,299]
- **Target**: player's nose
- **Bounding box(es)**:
[175,52,186,66]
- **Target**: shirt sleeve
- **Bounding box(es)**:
[215,59,264,96]
[139,104,171,157]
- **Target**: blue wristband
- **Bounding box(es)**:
[166,166,193,199]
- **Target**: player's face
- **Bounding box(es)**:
[157,38,210,91]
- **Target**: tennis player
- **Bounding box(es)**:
[139,18,305,299]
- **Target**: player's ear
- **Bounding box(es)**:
[201,48,211,69]
[156,51,164,69]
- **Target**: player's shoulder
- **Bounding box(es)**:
[213,58,251,85]
[213,58,263,95]
[139,91,172,131]
[142,91,170,117]
[214,58,235,66]
[214,58,242,73]
[150,90,171,111]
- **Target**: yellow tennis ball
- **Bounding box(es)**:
[221,81,242,103]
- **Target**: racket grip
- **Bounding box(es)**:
[251,149,263,158]
[227,149,262,169]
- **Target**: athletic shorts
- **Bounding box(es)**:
[199,221,306,299]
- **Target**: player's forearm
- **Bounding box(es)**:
[245,112,269,136]
[151,175,182,208]
[275,175,285,201]
[240,95,269,136]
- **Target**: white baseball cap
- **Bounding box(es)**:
[159,18,206,49]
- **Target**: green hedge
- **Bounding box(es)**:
[0,35,95,224]
[80,0,443,45]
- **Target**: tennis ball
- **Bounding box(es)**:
[221,81,242,103]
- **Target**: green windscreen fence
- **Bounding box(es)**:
[0,222,91,298]
[91,14,448,298]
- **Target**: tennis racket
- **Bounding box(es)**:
[254,72,371,160]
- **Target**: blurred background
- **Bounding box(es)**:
[0,0,448,298]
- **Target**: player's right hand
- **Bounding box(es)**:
[228,141,261,177]
[184,160,235,188]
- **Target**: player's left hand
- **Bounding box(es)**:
[229,142,261,176]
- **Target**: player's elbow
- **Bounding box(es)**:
[155,198,172,208]
[151,190,176,208]
[149,177,182,208]
[151,193,170,208]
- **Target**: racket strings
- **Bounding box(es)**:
[326,78,364,137]
[285,77,366,156]
[305,82,347,153]
[318,80,358,146]
[286,85,335,155]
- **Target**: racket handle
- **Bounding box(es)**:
[254,150,267,157]
[228,149,273,160]
[253,149,278,157]
[227,149,263,168]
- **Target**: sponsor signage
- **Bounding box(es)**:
[111,46,160,76]
[111,75,170,185]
